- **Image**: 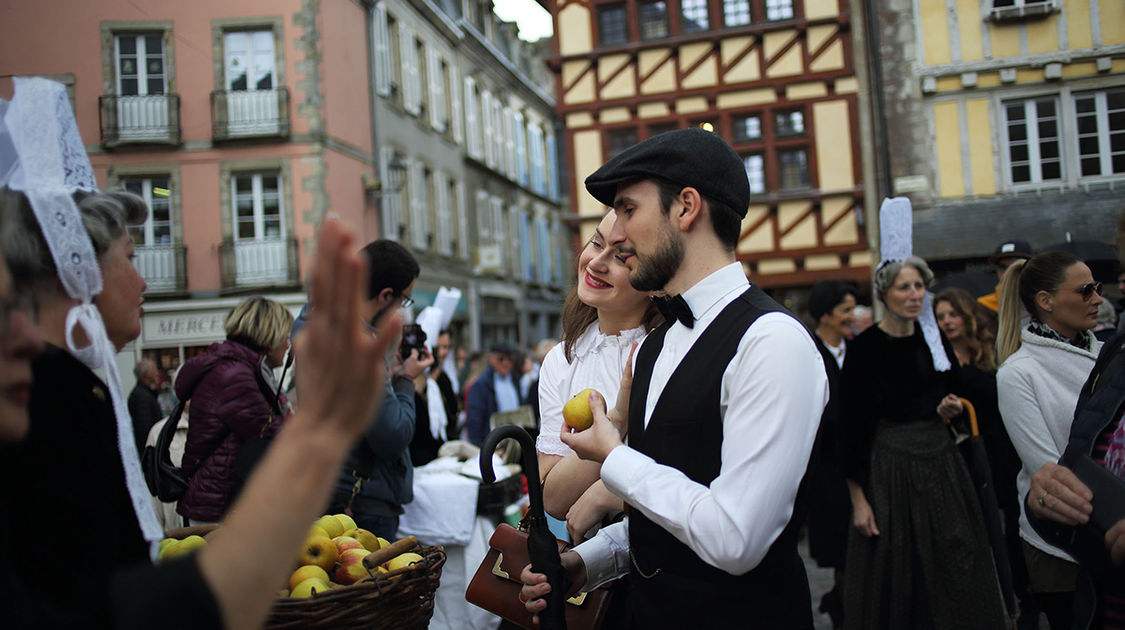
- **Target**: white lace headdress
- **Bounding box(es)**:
[878,197,951,372]
[0,77,163,559]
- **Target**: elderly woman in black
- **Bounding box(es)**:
[842,256,1007,629]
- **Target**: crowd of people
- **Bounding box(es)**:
[4,76,1125,630]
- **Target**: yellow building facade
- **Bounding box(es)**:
[879,0,1124,264]
[548,0,873,288]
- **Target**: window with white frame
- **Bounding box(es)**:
[723,0,752,26]
[225,31,275,92]
[765,0,794,20]
[415,37,429,116]
[115,34,166,96]
[400,27,422,116]
[1074,88,1125,178]
[1004,97,1063,184]
[233,172,284,241]
[429,52,448,132]
[122,177,173,246]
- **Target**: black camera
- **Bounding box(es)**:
[399,324,428,360]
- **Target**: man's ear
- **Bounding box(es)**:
[376,286,395,306]
[675,187,704,231]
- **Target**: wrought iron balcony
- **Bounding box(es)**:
[218,237,299,289]
[133,244,187,293]
[98,94,181,147]
[211,88,290,140]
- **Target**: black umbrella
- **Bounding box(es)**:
[480,425,568,630]
[1042,240,1120,283]
[932,269,998,298]
[956,398,1017,624]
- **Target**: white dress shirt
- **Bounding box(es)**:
[574,262,828,587]
[537,321,649,457]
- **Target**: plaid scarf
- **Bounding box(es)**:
[1026,317,1093,352]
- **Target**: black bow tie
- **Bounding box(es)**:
[654,295,694,328]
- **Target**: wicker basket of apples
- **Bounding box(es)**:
[265,513,446,630]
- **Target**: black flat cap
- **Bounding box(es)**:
[489,341,516,355]
[584,128,750,218]
[988,239,1034,264]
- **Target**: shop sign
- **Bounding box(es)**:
[143,311,227,345]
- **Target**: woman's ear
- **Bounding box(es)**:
[1035,289,1054,315]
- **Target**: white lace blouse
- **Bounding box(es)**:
[536,321,648,457]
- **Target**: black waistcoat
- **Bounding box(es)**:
[625,286,813,629]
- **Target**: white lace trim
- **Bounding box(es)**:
[3,78,161,560]
[877,197,949,372]
[571,322,648,359]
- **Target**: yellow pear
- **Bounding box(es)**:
[562,388,599,431]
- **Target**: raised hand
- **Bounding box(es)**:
[292,216,402,439]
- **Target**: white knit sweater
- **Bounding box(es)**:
[997,327,1101,560]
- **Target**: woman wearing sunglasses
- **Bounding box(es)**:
[997,251,1105,630]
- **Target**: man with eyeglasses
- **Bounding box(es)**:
[293,239,432,538]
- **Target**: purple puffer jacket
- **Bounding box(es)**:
[175,339,282,522]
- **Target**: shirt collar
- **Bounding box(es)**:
[572,320,649,358]
[680,262,750,325]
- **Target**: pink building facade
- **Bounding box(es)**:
[1,0,377,382]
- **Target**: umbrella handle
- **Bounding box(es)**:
[479,424,548,532]
[957,397,980,437]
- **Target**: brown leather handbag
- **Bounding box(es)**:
[465,523,613,629]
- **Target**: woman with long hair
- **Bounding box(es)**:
[997,251,1105,629]
[537,211,662,542]
[843,257,1006,629]
[935,287,1024,617]
[176,296,295,524]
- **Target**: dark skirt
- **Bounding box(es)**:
[843,420,1007,630]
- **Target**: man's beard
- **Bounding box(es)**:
[629,229,685,292]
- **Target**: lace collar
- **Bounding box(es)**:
[572,320,648,359]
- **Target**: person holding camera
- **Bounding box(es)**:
[294,239,432,539]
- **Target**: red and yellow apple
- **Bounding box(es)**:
[333,548,373,585]
[299,535,338,572]
[333,536,364,555]
[343,528,381,552]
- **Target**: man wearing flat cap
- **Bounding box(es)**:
[466,341,523,445]
[519,128,828,628]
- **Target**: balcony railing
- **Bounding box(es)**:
[98,94,181,147]
[219,237,298,289]
[133,244,186,293]
[211,88,290,140]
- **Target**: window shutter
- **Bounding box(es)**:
[515,112,529,186]
[546,132,559,200]
[400,27,419,115]
[429,50,445,131]
[465,77,481,159]
[410,161,429,249]
[373,4,391,97]
[481,90,494,167]
[456,180,469,259]
[436,171,453,255]
[380,147,401,241]
[450,64,463,144]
